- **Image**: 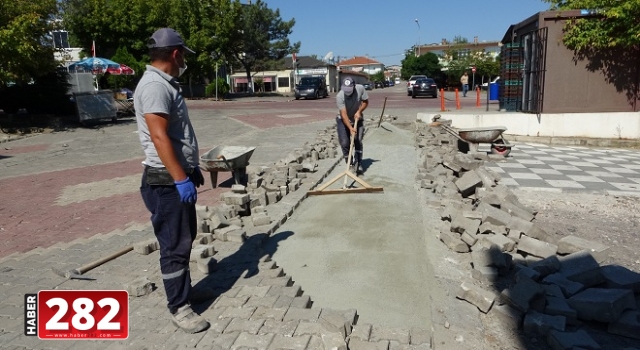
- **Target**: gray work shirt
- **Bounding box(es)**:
[336,85,368,121]
[134,65,199,169]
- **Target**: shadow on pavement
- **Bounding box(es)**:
[191,230,294,313]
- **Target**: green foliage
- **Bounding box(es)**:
[400,52,441,80]
[542,0,640,51]
[205,77,229,98]
[0,0,60,87]
[108,46,144,89]
[218,0,300,93]
[60,0,299,90]
[370,72,384,82]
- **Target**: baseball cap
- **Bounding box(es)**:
[148,28,195,54]
[342,77,355,96]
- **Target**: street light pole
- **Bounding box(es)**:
[414,19,421,57]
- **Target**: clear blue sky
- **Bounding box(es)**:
[261,0,551,66]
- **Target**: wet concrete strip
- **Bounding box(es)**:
[265,122,436,329]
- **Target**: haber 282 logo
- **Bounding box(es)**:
[25,290,129,339]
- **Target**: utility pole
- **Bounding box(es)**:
[414,19,421,57]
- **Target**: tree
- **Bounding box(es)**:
[0,0,60,87]
[542,0,640,51]
[216,0,300,93]
[400,51,441,80]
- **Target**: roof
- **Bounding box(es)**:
[283,56,333,69]
[337,56,383,66]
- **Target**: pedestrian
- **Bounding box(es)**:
[133,27,211,334]
[336,77,369,175]
[460,71,469,97]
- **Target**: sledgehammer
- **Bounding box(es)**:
[52,246,133,280]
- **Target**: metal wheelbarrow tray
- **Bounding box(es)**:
[441,125,513,156]
[199,146,256,188]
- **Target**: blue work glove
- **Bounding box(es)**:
[174,178,197,204]
[193,166,205,187]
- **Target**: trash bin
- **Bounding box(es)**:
[489,83,499,100]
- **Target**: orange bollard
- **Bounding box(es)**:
[455,89,461,109]
[440,89,445,111]
[476,86,481,107]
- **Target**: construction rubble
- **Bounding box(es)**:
[414,118,640,350]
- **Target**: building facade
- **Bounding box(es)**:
[229,56,338,93]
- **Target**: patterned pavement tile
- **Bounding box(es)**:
[487,142,640,195]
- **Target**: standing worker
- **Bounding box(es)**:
[336,77,369,175]
[134,27,211,334]
[460,71,469,97]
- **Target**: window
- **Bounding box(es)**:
[53,31,69,49]
[278,77,289,88]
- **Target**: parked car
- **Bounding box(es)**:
[407,74,427,96]
[294,77,328,100]
[387,80,394,87]
[362,81,373,90]
[383,80,390,87]
[412,78,438,98]
[395,77,401,85]
[374,81,384,89]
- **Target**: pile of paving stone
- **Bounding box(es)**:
[414,118,640,350]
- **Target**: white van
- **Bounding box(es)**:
[394,77,400,85]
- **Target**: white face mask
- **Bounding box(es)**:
[176,52,187,77]
[178,64,187,77]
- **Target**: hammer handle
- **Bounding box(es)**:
[75,246,133,275]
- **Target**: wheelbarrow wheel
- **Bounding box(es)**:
[491,139,511,157]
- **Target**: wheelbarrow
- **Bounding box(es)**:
[440,124,513,156]
[199,146,256,188]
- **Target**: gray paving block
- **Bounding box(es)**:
[290,295,312,309]
[319,308,355,337]
[321,331,348,350]
[500,275,544,312]
[348,338,390,350]
[482,234,516,252]
[454,170,482,197]
[451,214,481,236]
[607,309,640,340]
[478,202,511,226]
[523,310,566,335]
[294,321,325,336]
[558,251,604,288]
[545,296,578,325]
[283,307,321,322]
[389,341,432,350]
[219,305,255,319]
[437,230,469,253]
[224,318,266,335]
[546,329,601,350]
[542,273,585,298]
[251,307,288,321]
[528,255,561,278]
[231,331,275,350]
[268,334,311,350]
[350,323,372,341]
[124,277,154,297]
[471,244,508,269]
[369,325,410,344]
[557,236,610,263]
[517,235,558,258]
[600,265,640,293]
[244,295,279,308]
[258,319,299,336]
[456,282,496,313]
[568,288,636,323]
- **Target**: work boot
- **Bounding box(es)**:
[356,163,364,175]
[189,286,217,304]
[349,164,357,174]
[171,304,209,334]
